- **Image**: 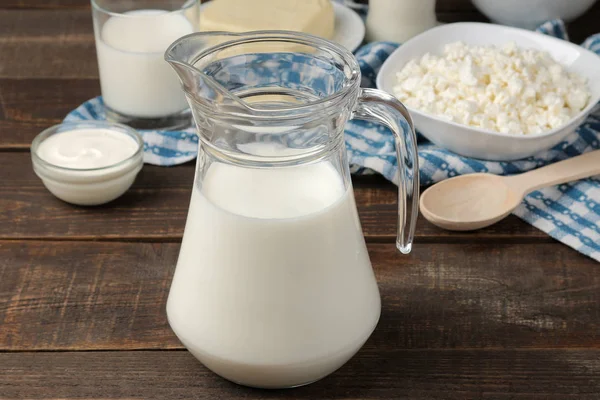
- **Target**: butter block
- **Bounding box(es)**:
[200,0,335,40]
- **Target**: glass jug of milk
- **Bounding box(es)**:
[165,32,419,389]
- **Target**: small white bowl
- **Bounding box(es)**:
[472,0,597,30]
[376,22,600,161]
[31,121,144,206]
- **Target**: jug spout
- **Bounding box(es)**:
[165,33,252,112]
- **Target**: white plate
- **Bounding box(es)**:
[331,1,365,52]
[199,1,365,52]
[376,22,600,161]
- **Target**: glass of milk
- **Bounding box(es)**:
[164,32,421,389]
[91,0,200,129]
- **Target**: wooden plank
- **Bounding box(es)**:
[0,11,97,79]
[0,79,99,123]
[0,79,100,147]
[568,6,600,45]
[0,152,547,241]
[1,241,598,351]
[0,120,66,149]
[1,350,600,399]
[0,0,90,9]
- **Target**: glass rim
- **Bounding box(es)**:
[90,0,198,18]
[165,30,362,118]
[31,121,144,173]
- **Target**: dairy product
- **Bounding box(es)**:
[32,125,143,206]
[200,0,335,40]
[167,160,380,388]
[393,41,591,135]
[36,128,139,169]
[366,0,437,43]
[96,9,195,118]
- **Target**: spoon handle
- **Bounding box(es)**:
[505,149,600,195]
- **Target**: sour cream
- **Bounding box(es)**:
[36,128,139,169]
[32,122,144,206]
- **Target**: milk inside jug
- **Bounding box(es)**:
[165,32,419,389]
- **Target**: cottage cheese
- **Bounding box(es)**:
[393,41,591,135]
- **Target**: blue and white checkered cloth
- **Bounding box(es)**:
[66,20,600,262]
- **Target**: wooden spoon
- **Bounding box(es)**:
[419,150,600,231]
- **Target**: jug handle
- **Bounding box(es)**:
[351,88,420,254]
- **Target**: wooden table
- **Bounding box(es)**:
[1,1,600,399]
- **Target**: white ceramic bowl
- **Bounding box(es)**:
[472,0,597,30]
[376,22,600,161]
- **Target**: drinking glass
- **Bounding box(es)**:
[91,0,200,129]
